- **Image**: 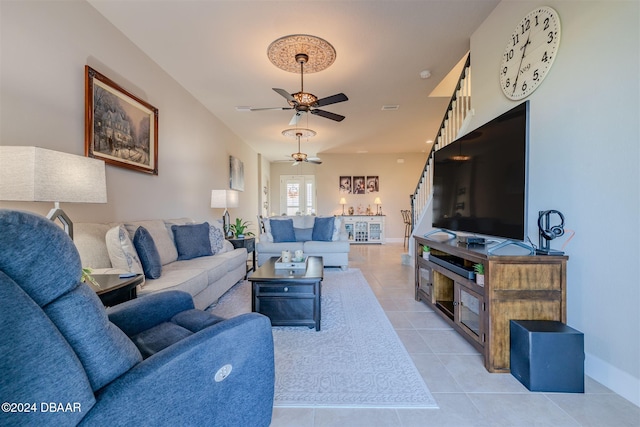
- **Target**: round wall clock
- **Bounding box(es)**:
[499,6,561,100]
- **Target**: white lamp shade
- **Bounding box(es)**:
[339,197,347,205]
[211,189,239,209]
[374,197,382,204]
[0,146,107,203]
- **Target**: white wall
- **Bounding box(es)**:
[470,0,639,405]
[0,0,259,235]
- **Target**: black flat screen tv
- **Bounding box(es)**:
[432,101,529,241]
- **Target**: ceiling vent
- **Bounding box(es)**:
[381,105,400,111]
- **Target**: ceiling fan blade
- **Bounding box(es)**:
[273,88,295,103]
[315,93,348,107]
[249,107,294,111]
[289,112,302,126]
[307,158,323,164]
[311,109,346,122]
[292,161,301,166]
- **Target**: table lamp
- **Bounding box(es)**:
[339,197,347,215]
[0,146,107,239]
[211,189,239,238]
[374,197,382,215]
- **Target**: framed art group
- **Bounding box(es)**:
[340,176,379,194]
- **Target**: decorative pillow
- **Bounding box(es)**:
[124,220,178,265]
[312,216,335,242]
[209,225,225,255]
[332,217,342,241]
[262,218,273,243]
[294,227,313,242]
[133,226,162,279]
[105,225,143,275]
[171,223,213,260]
[270,219,296,243]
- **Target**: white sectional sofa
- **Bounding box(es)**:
[256,215,350,269]
[73,218,247,310]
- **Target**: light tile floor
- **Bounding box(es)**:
[270,243,640,427]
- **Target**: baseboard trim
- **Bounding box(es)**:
[586,352,639,407]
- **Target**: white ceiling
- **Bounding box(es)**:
[88,0,499,162]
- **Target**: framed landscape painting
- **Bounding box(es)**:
[85,66,159,175]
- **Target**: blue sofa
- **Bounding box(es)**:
[0,210,275,426]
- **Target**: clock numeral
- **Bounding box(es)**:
[533,69,540,81]
[505,49,514,62]
[543,17,550,31]
[512,33,519,46]
[502,66,508,75]
[520,19,530,34]
[542,51,548,62]
[534,15,540,27]
[505,78,511,88]
[521,81,528,92]
[547,31,556,44]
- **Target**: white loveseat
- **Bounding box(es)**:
[73,218,247,310]
[256,215,350,269]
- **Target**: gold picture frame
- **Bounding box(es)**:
[85,66,158,175]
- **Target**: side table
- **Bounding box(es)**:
[88,273,145,307]
[228,237,256,277]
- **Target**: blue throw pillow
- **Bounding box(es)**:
[270,219,296,243]
[172,223,213,260]
[294,227,313,242]
[312,217,335,241]
[133,226,162,279]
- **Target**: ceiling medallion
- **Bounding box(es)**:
[282,128,316,139]
[267,34,336,73]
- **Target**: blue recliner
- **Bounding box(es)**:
[0,209,274,427]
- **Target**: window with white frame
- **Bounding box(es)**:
[280,175,315,216]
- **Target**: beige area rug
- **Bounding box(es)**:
[210,268,438,408]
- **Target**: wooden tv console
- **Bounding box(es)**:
[414,236,568,373]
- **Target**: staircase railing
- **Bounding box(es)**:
[411,54,472,236]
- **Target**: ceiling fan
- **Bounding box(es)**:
[251,53,348,126]
[289,131,322,165]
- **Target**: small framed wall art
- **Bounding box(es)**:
[85,66,159,175]
[339,176,352,194]
[230,156,245,191]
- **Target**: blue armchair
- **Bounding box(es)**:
[0,210,274,426]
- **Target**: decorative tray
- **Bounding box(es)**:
[274,256,308,270]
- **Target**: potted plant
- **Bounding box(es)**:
[473,263,485,286]
[81,267,100,288]
[229,218,254,238]
[422,245,430,260]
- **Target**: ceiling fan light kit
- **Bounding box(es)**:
[282,128,322,165]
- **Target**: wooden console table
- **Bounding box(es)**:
[414,235,568,373]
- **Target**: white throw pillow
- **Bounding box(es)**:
[332,217,342,241]
[105,225,143,275]
[262,218,274,243]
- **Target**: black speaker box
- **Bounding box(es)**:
[510,320,585,393]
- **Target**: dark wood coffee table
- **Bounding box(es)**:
[249,256,323,330]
